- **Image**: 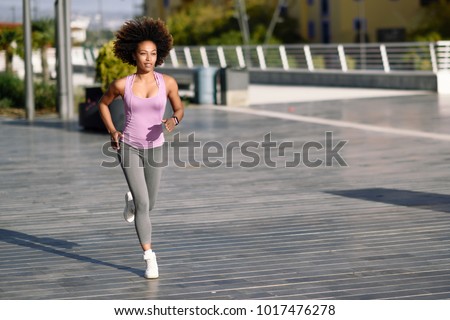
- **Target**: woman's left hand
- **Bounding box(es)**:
[162,117,177,132]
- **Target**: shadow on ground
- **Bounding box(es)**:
[0,229,142,276]
[326,188,450,213]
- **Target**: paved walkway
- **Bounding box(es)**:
[248,85,433,104]
[1,86,450,299]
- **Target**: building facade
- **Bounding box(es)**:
[144,0,440,44]
[144,0,189,20]
[301,0,430,44]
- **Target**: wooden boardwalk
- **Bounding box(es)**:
[1,92,450,300]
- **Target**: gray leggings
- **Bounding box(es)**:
[118,142,163,245]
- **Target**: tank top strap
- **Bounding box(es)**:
[154,72,166,95]
[123,74,135,106]
[125,74,136,94]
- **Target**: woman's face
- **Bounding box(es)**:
[133,40,157,72]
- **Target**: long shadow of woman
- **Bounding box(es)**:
[0,229,142,277]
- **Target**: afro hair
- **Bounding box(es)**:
[113,17,173,67]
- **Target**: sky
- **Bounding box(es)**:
[0,0,144,30]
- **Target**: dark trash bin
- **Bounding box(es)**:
[79,86,124,132]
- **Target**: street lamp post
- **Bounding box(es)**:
[235,0,251,67]
[64,0,74,119]
[55,0,74,121]
[23,0,35,122]
[11,6,16,23]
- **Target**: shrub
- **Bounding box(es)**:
[0,72,56,110]
[346,56,356,70]
[312,55,325,69]
[0,97,14,109]
[0,72,24,108]
[34,80,57,110]
[95,40,135,92]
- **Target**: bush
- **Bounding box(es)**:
[34,80,57,110]
[0,97,14,109]
[312,55,325,69]
[95,40,135,92]
[0,72,56,110]
[0,72,24,108]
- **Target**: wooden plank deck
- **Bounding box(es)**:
[1,92,450,300]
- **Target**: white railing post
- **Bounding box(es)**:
[447,42,450,70]
[279,45,289,70]
[380,44,390,72]
[338,45,348,72]
[200,46,209,68]
[304,45,314,71]
[169,49,179,68]
[429,43,438,73]
[439,41,450,70]
[257,45,267,70]
[436,41,450,94]
[184,47,194,68]
[236,46,246,68]
[217,46,227,68]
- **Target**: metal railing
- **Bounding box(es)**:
[436,41,450,71]
[164,41,450,73]
[1,41,449,75]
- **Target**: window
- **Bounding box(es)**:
[420,0,449,5]
[420,0,437,5]
[322,20,330,43]
[321,0,329,16]
[377,28,406,42]
[280,3,288,18]
[308,21,315,39]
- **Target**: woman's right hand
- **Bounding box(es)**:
[110,130,123,150]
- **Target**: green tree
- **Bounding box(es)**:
[167,0,303,46]
[0,27,21,73]
[168,1,238,45]
[409,0,450,41]
[245,0,303,44]
[32,19,55,83]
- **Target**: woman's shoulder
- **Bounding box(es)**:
[106,74,133,96]
[110,75,132,89]
[117,74,133,84]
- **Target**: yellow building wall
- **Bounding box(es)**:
[305,0,424,44]
[334,0,422,43]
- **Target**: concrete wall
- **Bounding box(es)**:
[249,69,438,91]
[160,67,438,91]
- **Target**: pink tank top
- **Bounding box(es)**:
[121,72,167,149]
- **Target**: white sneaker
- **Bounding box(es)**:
[123,191,135,223]
[144,250,159,279]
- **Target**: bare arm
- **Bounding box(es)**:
[98,78,126,149]
[162,74,185,132]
